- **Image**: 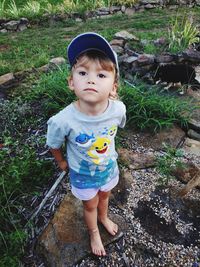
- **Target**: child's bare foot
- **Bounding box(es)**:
[89,228,106,256]
[98,217,118,236]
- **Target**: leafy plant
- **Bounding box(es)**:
[168,13,200,53]
[25,66,76,117]
[0,141,54,266]
[119,81,194,131]
[156,144,185,185]
[105,0,138,6]
[6,0,22,18]
[22,1,41,18]
[0,0,6,18]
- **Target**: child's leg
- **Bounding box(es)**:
[97,190,118,236]
[82,194,106,256]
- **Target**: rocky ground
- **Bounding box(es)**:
[29,126,200,267]
[72,136,200,267]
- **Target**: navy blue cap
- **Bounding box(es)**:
[67,32,119,73]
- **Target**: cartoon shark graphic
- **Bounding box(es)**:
[108,125,117,137]
[75,133,95,148]
[87,136,111,164]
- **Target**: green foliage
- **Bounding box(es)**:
[0,230,27,267]
[27,66,76,117]
[0,0,6,18]
[22,1,42,18]
[168,13,200,53]
[156,144,185,185]
[6,0,22,18]
[0,141,54,266]
[119,82,193,131]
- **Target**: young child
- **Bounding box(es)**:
[46,32,126,256]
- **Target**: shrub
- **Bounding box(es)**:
[168,13,200,53]
[119,81,194,131]
[0,141,54,266]
[22,1,42,18]
[26,66,76,117]
[156,144,185,185]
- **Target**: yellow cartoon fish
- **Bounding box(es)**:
[108,125,117,137]
[87,137,111,164]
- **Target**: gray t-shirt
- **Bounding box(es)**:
[46,100,126,189]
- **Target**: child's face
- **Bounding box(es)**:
[68,57,117,105]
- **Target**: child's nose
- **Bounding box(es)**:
[87,73,95,84]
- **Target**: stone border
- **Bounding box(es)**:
[1,1,200,33]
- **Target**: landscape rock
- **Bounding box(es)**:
[114,30,139,41]
[111,45,124,55]
[188,112,200,133]
[182,49,200,63]
[182,138,200,156]
[195,65,200,83]
[49,57,66,66]
[155,53,174,63]
[110,38,125,47]
[140,0,160,3]
[171,162,200,184]
[37,193,127,267]
[187,129,200,141]
[145,4,155,9]
[137,54,155,66]
[124,7,136,16]
[3,20,19,30]
[0,73,15,89]
[125,125,186,150]
[117,148,156,169]
[109,6,121,13]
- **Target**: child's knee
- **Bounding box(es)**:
[83,195,99,211]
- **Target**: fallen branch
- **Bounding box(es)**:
[179,171,200,197]
[29,171,67,221]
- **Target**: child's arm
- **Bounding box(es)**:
[50,148,68,171]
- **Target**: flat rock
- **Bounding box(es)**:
[125,124,185,150]
[171,162,200,184]
[114,30,139,41]
[118,147,156,169]
[182,138,200,156]
[187,129,200,141]
[0,72,16,90]
[49,57,66,66]
[36,193,127,267]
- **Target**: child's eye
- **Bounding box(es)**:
[79,71,86,76]
[98,73,106,78]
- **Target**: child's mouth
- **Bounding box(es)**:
[84,88,97,92]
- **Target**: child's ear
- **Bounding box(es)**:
[67,76,74,91]
[110,82,118,98]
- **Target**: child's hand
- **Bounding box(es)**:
[57,160,68,171]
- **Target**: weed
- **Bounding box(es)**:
[0,0,6,18]
[156,144,185,185]
[168,13,200,53]
[0,141,54,266]
[22,1,42,18]
[6,0,22,18]
[26,66,75,117]
[119,81,193,132]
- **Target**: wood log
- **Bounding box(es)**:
[179,171,200,197]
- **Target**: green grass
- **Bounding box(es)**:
[1,5,200,266]
[1,7,200,76]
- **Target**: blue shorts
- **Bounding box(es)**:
[71,175,119,201]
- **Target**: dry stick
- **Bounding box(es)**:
[29,171,67,221]
[179,172,200,197]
